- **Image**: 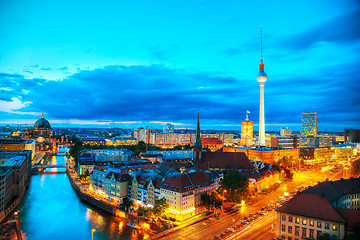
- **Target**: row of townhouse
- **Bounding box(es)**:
[90,164,157,204]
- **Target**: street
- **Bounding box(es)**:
[158,162,347,240]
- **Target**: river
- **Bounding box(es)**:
[17,149,147,240]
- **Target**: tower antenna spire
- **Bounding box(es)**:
[259,26,265,72]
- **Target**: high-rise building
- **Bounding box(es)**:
[301,112,317,136]
[280,128,292,136]
[256,27,268,146]
[240,111,253,147]
[163,123,174,133]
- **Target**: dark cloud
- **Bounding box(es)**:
[23,70,33,74]
[40,67,52,71]
[58,66,68,71]
[0,63,359,129]
[277,10,360,50]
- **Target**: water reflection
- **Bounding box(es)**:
[18,154,146,240]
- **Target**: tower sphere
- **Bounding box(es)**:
[257,72,268,83]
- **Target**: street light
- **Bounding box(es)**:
[91,228,95,240]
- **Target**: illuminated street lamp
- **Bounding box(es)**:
[91,228,95,240]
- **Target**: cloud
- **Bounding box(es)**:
[277,10,360,50]
[40,67,52,71]
[58,66,68,71]
[0,63,359,130]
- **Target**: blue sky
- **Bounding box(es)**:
[0,0,359,131]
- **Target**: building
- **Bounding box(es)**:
[80,137,106,146]
[344,129,360,143]
[134,127,152,144]
[143,150,193,161]
[240,112,253,147]
[240,162,282,191]
[163,123,175,133]
[86,149,134,162]
[111,136,138,146]
[130,170,222,220]
[150,132,178,147]
[301,112,317,136]
[281,128,292,136]
[271,136,297,149]
[257,27,268,146]
[276,178,360,240]
[178,133,196,145]
[224,146,299,165]
[0,139,36,160]
[104,172,131,204]
[199,151,255,171]
[299,136,335,149]
[22,113,54,150]
[0,151,32,222]
[201,138,224,152]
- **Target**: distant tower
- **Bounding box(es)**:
[193,110,202,167]
[301,112,317,136]
[256,26,268,146]
[241,111,253,147]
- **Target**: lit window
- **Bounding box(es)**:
[302,219,307,225]
[310,220,314,226]
[317,222,322,228]
[333,225,337,231]
[295,218,300,224]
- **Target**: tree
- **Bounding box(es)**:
[201,192,222,210]
[351,158,360,177]
[283,168,294,181]
[220,170,249,202]
[121,197,133,212]
[152,198,169,217]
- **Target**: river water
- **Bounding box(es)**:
[17,149,147,240]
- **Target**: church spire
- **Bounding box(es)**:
[194,109,202,149]
[41,113,44,119]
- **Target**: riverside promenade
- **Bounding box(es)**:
[66,165,157,236]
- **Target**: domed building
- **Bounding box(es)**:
[22,113,54,150]
[33,113,52,138]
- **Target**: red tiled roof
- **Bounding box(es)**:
[105,172,131,182]
[201,137,223,145]
[303,178,360,203]
[335,207,360,229]
[161,171,212,193]
[201,152,255,170]
[277,193,346,223]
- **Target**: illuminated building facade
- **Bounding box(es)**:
[271,136,297,149]
[22,113,54,151]
[223,146,299,165]
[280,128,292,136]
[256,27,268,146]
[240,113,253,147]
[134,127,152,144]
[344,129,360,143]
[301,112,317,136]
[276,178,360,240]
[0,139,36,160]
[201,138,224,151]
[0,151,32,222]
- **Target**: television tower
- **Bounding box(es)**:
[256,26,268,146]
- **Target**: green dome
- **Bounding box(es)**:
[34,113,51,129]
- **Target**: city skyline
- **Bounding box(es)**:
[1,0,359,131]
